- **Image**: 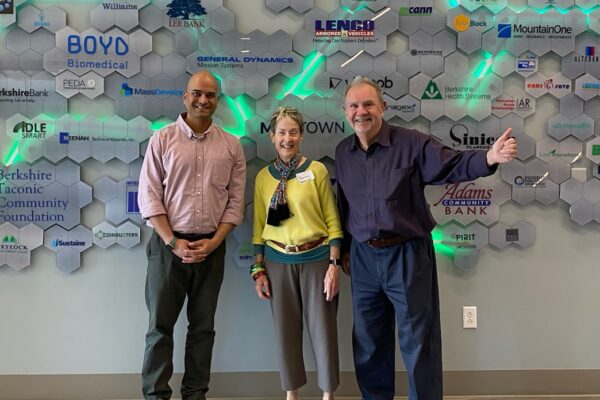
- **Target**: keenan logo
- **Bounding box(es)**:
[421,80,443,100]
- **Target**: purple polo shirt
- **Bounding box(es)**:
[335,121,496,244]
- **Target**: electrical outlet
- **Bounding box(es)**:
[463,306,477,329]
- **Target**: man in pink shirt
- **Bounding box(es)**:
[138,70,246,400]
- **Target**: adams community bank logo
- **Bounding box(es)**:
[166,0,207,29]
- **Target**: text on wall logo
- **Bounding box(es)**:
[421,80,443,100]
[449,124,495,150]
[12,121,47,139]
[498,24,511,38]
[0,0,13,14]
[166,0,207,29]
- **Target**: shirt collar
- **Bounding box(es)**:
[177,113,213,139]
[349,120,391,151]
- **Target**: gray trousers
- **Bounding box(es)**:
[142,231,225,400]
[266,259,340,392]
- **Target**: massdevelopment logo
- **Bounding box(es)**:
[166,0,207,29]
[120,83,183,97]
[11,121,47,139]
[0,0,13,14]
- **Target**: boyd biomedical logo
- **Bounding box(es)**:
[166,0,207,29]
[453,14,487,32]
[422,80,491,101]
[498,23,573,40]
[120,83,183,97]
[573,46,598,63]
[314,19,375,37]
[399,6,432,16]
[64,31,132,74]
[0,0,13,14]
[11,121,47,139]
[197,55,294,69]
[51,238,87,248]
[448,124,495,150]
[432,182,493,217]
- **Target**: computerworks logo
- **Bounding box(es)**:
[12,121,47,139]
[0,0,14,14]
[314,19,375,37]
[399,6,432,16]
[120,82,183,96]
[51,239,87,247]
[167,0,207,28]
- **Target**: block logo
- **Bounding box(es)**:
[120,83,133,96]
[454,15,470,32]
[498,24,511,38]
[0,0,13,14]
[421,80,443,100]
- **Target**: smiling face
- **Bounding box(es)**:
[344,83,386,140]
[271,116,303,162]
[183,71,219,124]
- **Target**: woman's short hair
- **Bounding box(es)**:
[269,106,304,135]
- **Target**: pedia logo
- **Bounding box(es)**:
[498,24,511,38]
[120,83,133,96]
[0,0,13,14]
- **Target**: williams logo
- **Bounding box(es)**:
[167,0,207,29]
[102,3,138,9]
[12,121,47,139]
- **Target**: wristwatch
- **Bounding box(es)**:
[165,236,177,249]
[329,258,342,267]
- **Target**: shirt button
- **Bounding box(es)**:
[197,191,200,195]
[196,210,200,213]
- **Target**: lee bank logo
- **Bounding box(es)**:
[166,0,207,29]
[0,0,13,14]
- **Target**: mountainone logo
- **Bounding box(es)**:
[12,121,47,139]
[498,24,511,38]
[120,83,183,96]
[314,20,375,37]
[498,23,572,39]
[399,6,432,16]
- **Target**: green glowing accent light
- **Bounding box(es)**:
[150,118,172,131]
[447,0,459,8]
[276,51,326,99]
[473,53,493,80]
[3,142,20,166]
[431,228,456,256]
[221,96,247,137]
[233,95,252,122]
[340,4,366,14]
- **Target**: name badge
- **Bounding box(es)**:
[296,170,315,183]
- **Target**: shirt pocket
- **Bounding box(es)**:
[210,158,232,191]
[375,166,415,200]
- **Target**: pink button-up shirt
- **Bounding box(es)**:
[138,114,246,234]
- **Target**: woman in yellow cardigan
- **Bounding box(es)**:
[251,106,343,400]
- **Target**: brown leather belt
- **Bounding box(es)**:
[270,237,326,253]
[367,235,411,248]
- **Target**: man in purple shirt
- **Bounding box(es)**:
[138,70,246,400]
[335,77,517,400]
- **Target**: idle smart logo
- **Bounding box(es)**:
[166,0,207,29]
[11,121,47,139]
[120,82,183,97]
[399,6,432,16]
[64,31,134,75]
[197,55,294,69]
[573,46,599,63]
[498,23,572,40]
[432,182,493,217]
[449,124,495,150]
[0,0,13,14]
[453,14,487,32]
